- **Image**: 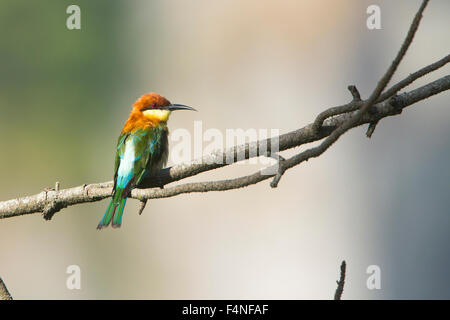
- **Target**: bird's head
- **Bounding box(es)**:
[133,93,196,123]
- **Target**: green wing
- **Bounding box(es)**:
[99,126,167,229]
[112,132,129,192]
[133,126,168,186]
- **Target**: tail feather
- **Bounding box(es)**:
[97,189,127,230]
[97,199,116,229]
[112,198,127,228]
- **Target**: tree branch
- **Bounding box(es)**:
[273,0,429,184]
[378,53,450,102]
[0,0,447,222]
[1,75,448,220]
[334,261,346,300]
[0,277,13,300]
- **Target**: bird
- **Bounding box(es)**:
[97,93,196,229]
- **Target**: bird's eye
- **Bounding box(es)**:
[152,103,157,109]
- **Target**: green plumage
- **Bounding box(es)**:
[97,125,169,229]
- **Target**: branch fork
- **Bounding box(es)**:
[0,0,447,221]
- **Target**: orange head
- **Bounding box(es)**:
[133,93,172,111]
[122,92,196,132]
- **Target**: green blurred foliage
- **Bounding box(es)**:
[0,0,128,195]
[0,1,141,299]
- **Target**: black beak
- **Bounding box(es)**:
[166,104,197,111]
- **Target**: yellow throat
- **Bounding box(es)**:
[143,109,171,122]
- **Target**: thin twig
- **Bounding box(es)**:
[313,85,363,130]
[366,120,380,138]
[378,53,450,102]
[334,261,346,300]
[347,85,362,101]
[266,153,286,188]
[137,199,148,215]
[312,97,361,133]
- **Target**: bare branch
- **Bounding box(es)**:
[314,0,429,140]
[313,0,429,133]
[137,199,148,215]
[0,277,13,300]
[268,154,286,188]
[0,74,448,220]
[347,85,362,101]
[259,0,431,181]
[321,54,450,141]
[378,53,450,102]
[334,261,346,300]
[366,120,380,138]
[312,85,363,132]
[0,0,447,222]
[312,98,361,134]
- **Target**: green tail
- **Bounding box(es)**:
[97,189,127,229]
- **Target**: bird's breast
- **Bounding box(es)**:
[117,138,136,187]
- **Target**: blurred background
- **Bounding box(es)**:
[0,0,449,299]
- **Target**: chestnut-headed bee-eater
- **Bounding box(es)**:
[97,93,196,229]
